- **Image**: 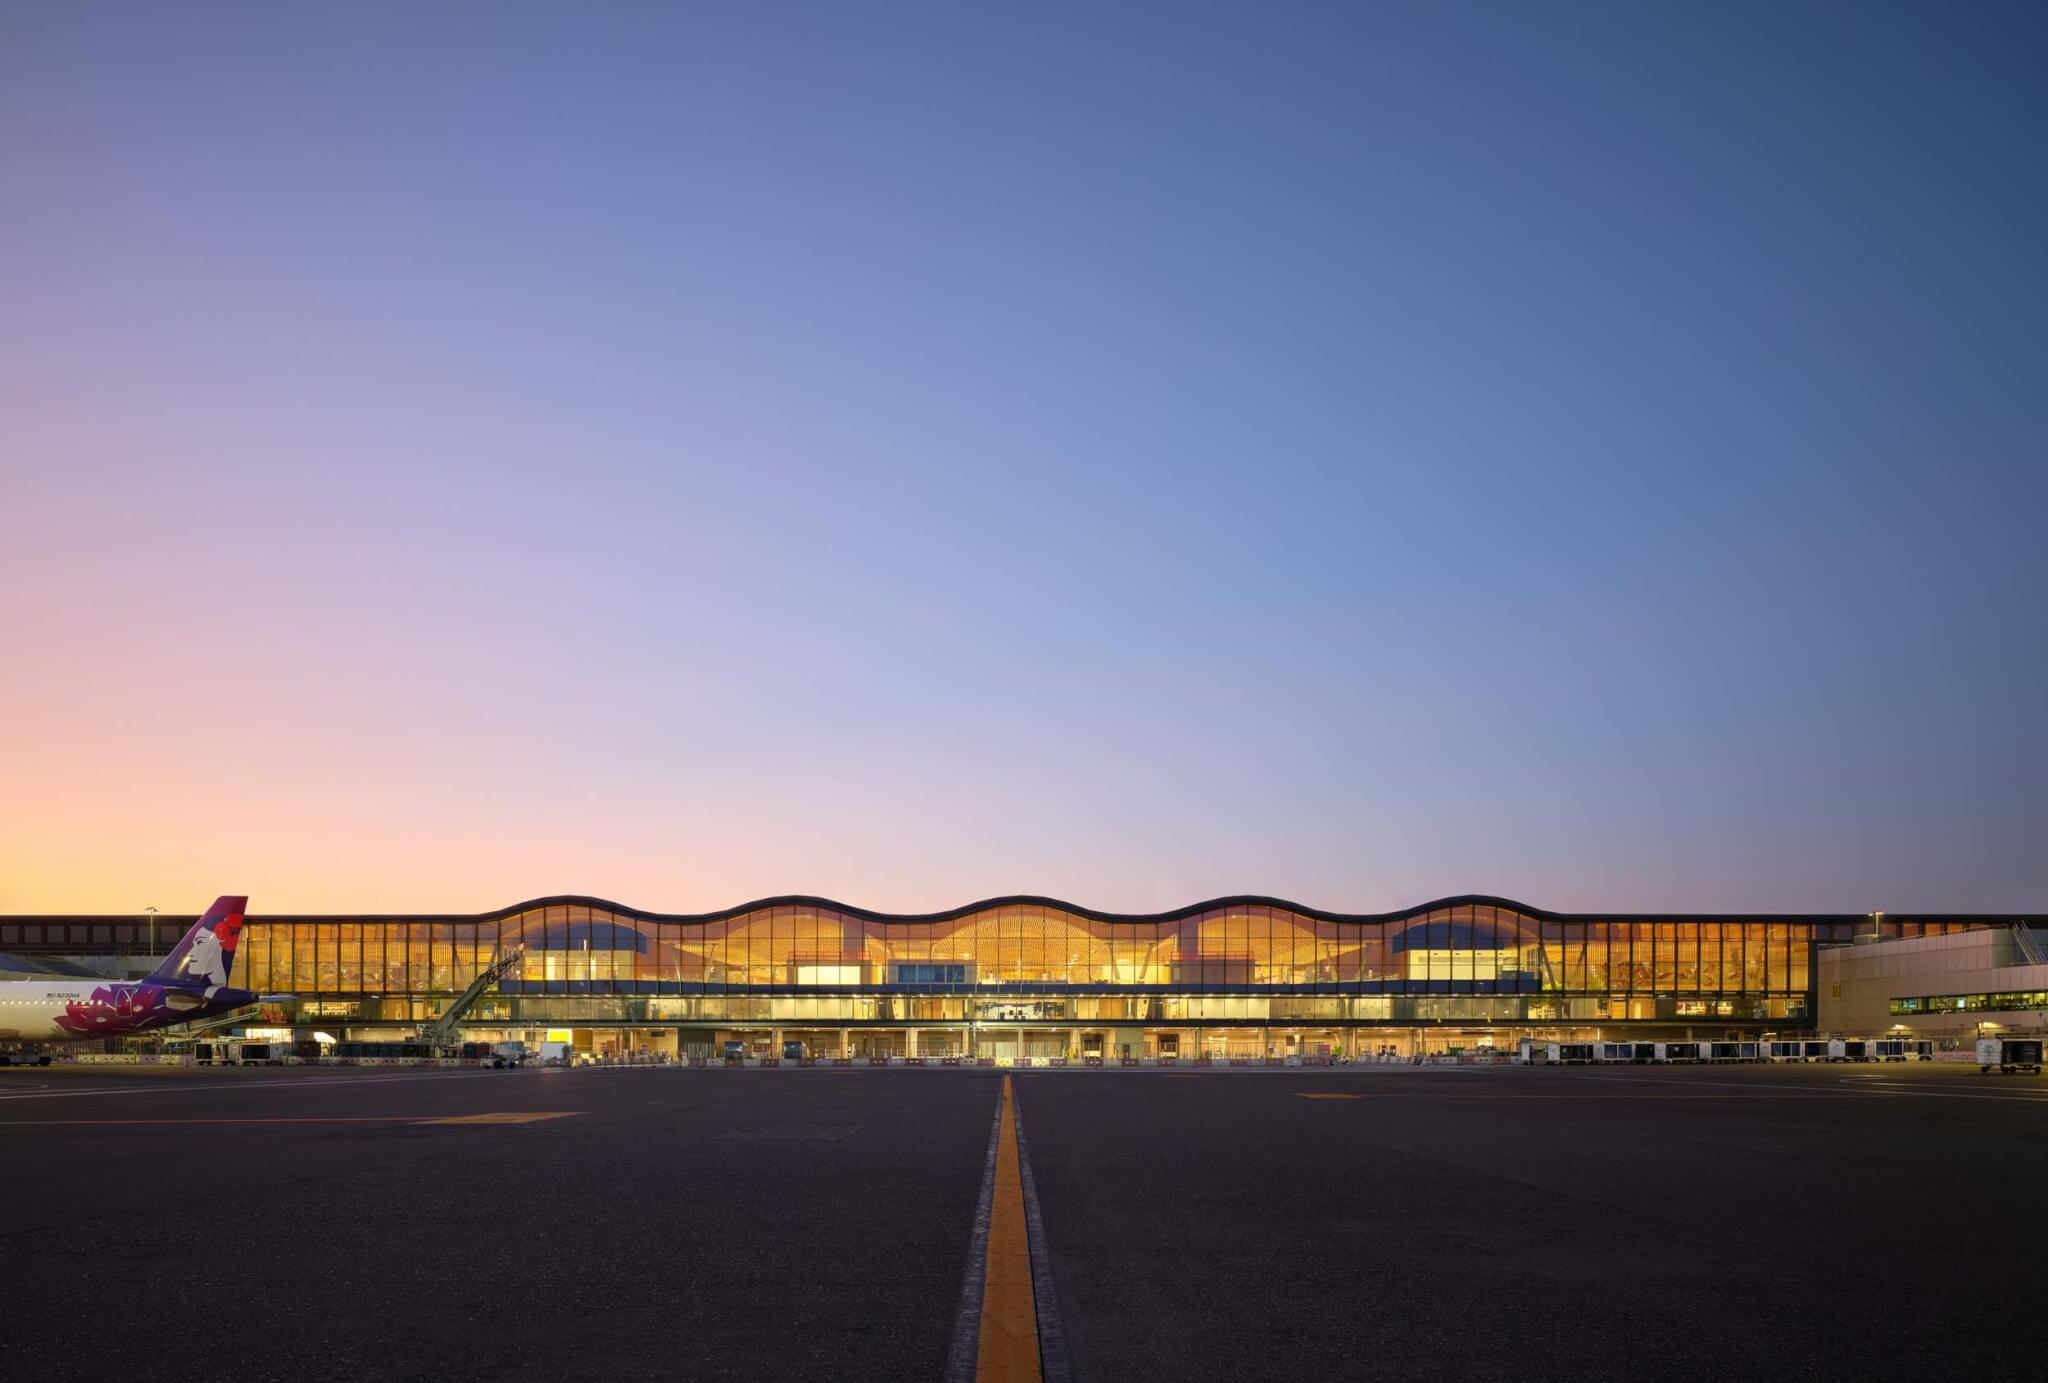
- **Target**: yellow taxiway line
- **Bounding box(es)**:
[976,1074,1041,1383]
[0,1112,583,1127]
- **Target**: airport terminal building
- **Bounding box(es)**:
[0,895,2029,1059]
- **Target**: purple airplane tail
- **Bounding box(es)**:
[148,895,249,991]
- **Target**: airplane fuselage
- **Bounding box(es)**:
[0,979,257,1042]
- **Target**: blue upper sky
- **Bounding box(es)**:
[1,3,2043,913]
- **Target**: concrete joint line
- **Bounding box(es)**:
[944,1086,1005,1383]
[1013,1088,1072,1383]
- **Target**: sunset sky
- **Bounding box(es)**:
[2,4,2044,916]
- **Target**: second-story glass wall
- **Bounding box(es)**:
[223,897,1985,1027]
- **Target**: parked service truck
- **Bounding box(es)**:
[1977,1038,2043,1074]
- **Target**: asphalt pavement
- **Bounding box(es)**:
[2,1061,2044,1383]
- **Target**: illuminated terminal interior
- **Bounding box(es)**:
[0,895,2013,1059]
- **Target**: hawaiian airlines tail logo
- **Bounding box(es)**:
[149,896,247,994]
[177,926,230,988]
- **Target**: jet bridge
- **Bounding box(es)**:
[165,1000,285,1039]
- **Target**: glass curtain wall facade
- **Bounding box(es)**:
[0,895,1998,1056]
[216,897,1987,1045]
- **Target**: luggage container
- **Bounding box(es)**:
[1871,1039,1912,1062]
[1765,1041,1806,1062]
[1516,1039,1593,1065]
[1709,1041,1760,1063]
[1654,1041,1706,1063]
[1977,1038,2044,1075]
[1826,1038,1873,1063]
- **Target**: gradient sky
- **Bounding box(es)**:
[3,3,2044,916]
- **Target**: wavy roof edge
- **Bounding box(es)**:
[181,892,2029,926]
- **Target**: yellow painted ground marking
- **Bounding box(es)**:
[0,1117,426,1126]
[975,1074,1039,1383]
[1,1111,589,1128]
[1296,1092,1365,1100]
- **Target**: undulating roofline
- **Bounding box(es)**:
[20,893,2030,926]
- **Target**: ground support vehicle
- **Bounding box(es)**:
[1978,1038,2043,1075]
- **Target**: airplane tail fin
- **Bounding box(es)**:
[148,896,249,990]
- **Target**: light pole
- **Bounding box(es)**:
[138,906,159,1058]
